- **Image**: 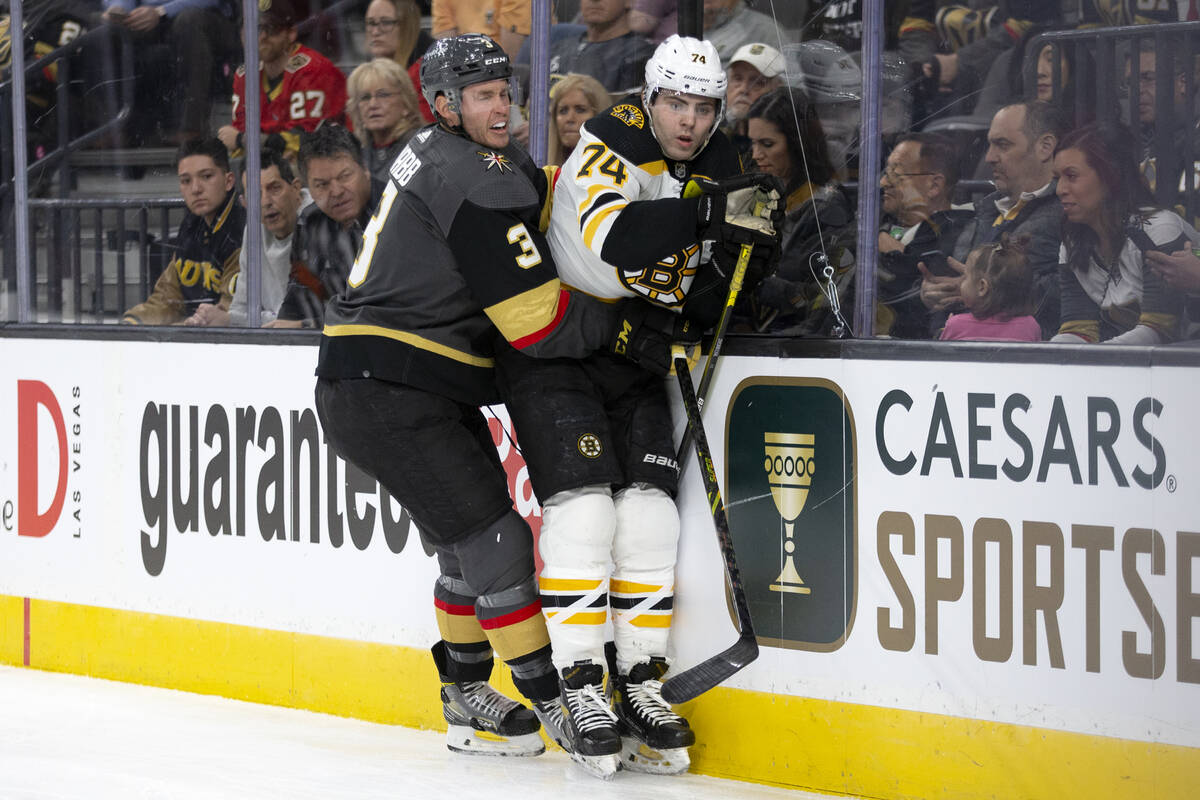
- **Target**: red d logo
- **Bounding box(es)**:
[17,380,67,538]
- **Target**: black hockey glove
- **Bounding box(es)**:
[611,299,701,376]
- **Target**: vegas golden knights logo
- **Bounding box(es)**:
[727,378,856,651]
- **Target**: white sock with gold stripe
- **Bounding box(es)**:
[611,483,680,674]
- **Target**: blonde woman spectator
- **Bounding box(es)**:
[347,59,426,180]
[365,0,435,121]
[547,73,611,166]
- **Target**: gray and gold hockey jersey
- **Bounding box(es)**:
[316,124,616,406]
[548,98,741,307]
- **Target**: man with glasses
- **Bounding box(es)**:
[217,0,347,158]
[875,132,972,339]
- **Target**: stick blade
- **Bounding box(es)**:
[661,636,759,704]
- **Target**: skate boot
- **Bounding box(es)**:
[441,680,545,757]
[532,697,572,752]
[610,658,694,774]
[558,662,621,779]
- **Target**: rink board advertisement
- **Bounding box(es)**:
[1,336,1197,798]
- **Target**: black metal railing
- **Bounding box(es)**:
[16,196,185,323]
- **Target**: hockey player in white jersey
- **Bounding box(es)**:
[494,35,782,779]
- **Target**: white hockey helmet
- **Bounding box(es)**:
[642,34,727,157]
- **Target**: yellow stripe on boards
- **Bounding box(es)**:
[2,594,1196,799]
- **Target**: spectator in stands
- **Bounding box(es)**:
[791,40,862,180]
[187,148,313,326]
[741,87,856,336]
[121,137,245,325]
[1052,122,1186,345]
[347,58,425,180]
[875,132,973,339]
[273,125,384,328]
[629,0,675,44]
[365,0,435,122]
[940,234,1041,341]
[546,73,610,166]
[922,101,1066,339]
[217,0,348,159]
[916,2,1063,122]
[701,0,783,62]
[548,0,655,95]
[432,0,530,61]
[100,0,239,143]
[1127,39,1199,215]
[723,42,784,158]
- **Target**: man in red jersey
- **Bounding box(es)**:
[218,0,346,158]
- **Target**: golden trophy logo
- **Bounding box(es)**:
[764,432,814,594]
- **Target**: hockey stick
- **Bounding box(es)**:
[674,230,756,466]
[661,355,758,704]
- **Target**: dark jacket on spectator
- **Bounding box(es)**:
[876,206,975,339]
[959,184,1063,339]
[278,177,386,327]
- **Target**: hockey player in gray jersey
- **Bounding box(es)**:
[314,34,690,763]
[494,35,782,778]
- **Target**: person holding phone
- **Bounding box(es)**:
[875,132,973,339]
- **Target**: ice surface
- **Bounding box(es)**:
[0,666,840,800]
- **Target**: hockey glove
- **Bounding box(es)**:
[611,299,701,376]
[689,173,784,245]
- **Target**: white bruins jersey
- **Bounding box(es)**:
[547,98,741,307]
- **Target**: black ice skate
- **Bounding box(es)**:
[441,680,545,757]
[610,658,695,774]
[558,662,621,779]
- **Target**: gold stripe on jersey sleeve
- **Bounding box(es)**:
[484,279,564,343]
[583,204,624,250]
[322,324,494,367]
[539,164,558,232]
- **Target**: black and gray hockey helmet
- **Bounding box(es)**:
[420,33,513,117]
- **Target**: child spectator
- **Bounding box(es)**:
[940,234,1041,342]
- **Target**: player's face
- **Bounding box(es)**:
[555,89,596,153]
[650,91,718,161]
[748,117,791,185]
[178,155,234,222]
[1053,147,1105,232]
[306,154,371,226]
[365,0,401,60]
[357,80,407,139]
[458,79,512,150]
[985,104,1037,197]
[246,164,303,239]
[727,62,772,120]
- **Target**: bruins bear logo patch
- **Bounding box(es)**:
[610,104,645,129]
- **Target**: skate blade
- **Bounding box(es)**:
[445,725,546,757]
[568,750,621,780]
[619,738,690,775]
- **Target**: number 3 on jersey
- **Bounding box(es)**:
[506,223,543,268]
[348,182,398,287]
